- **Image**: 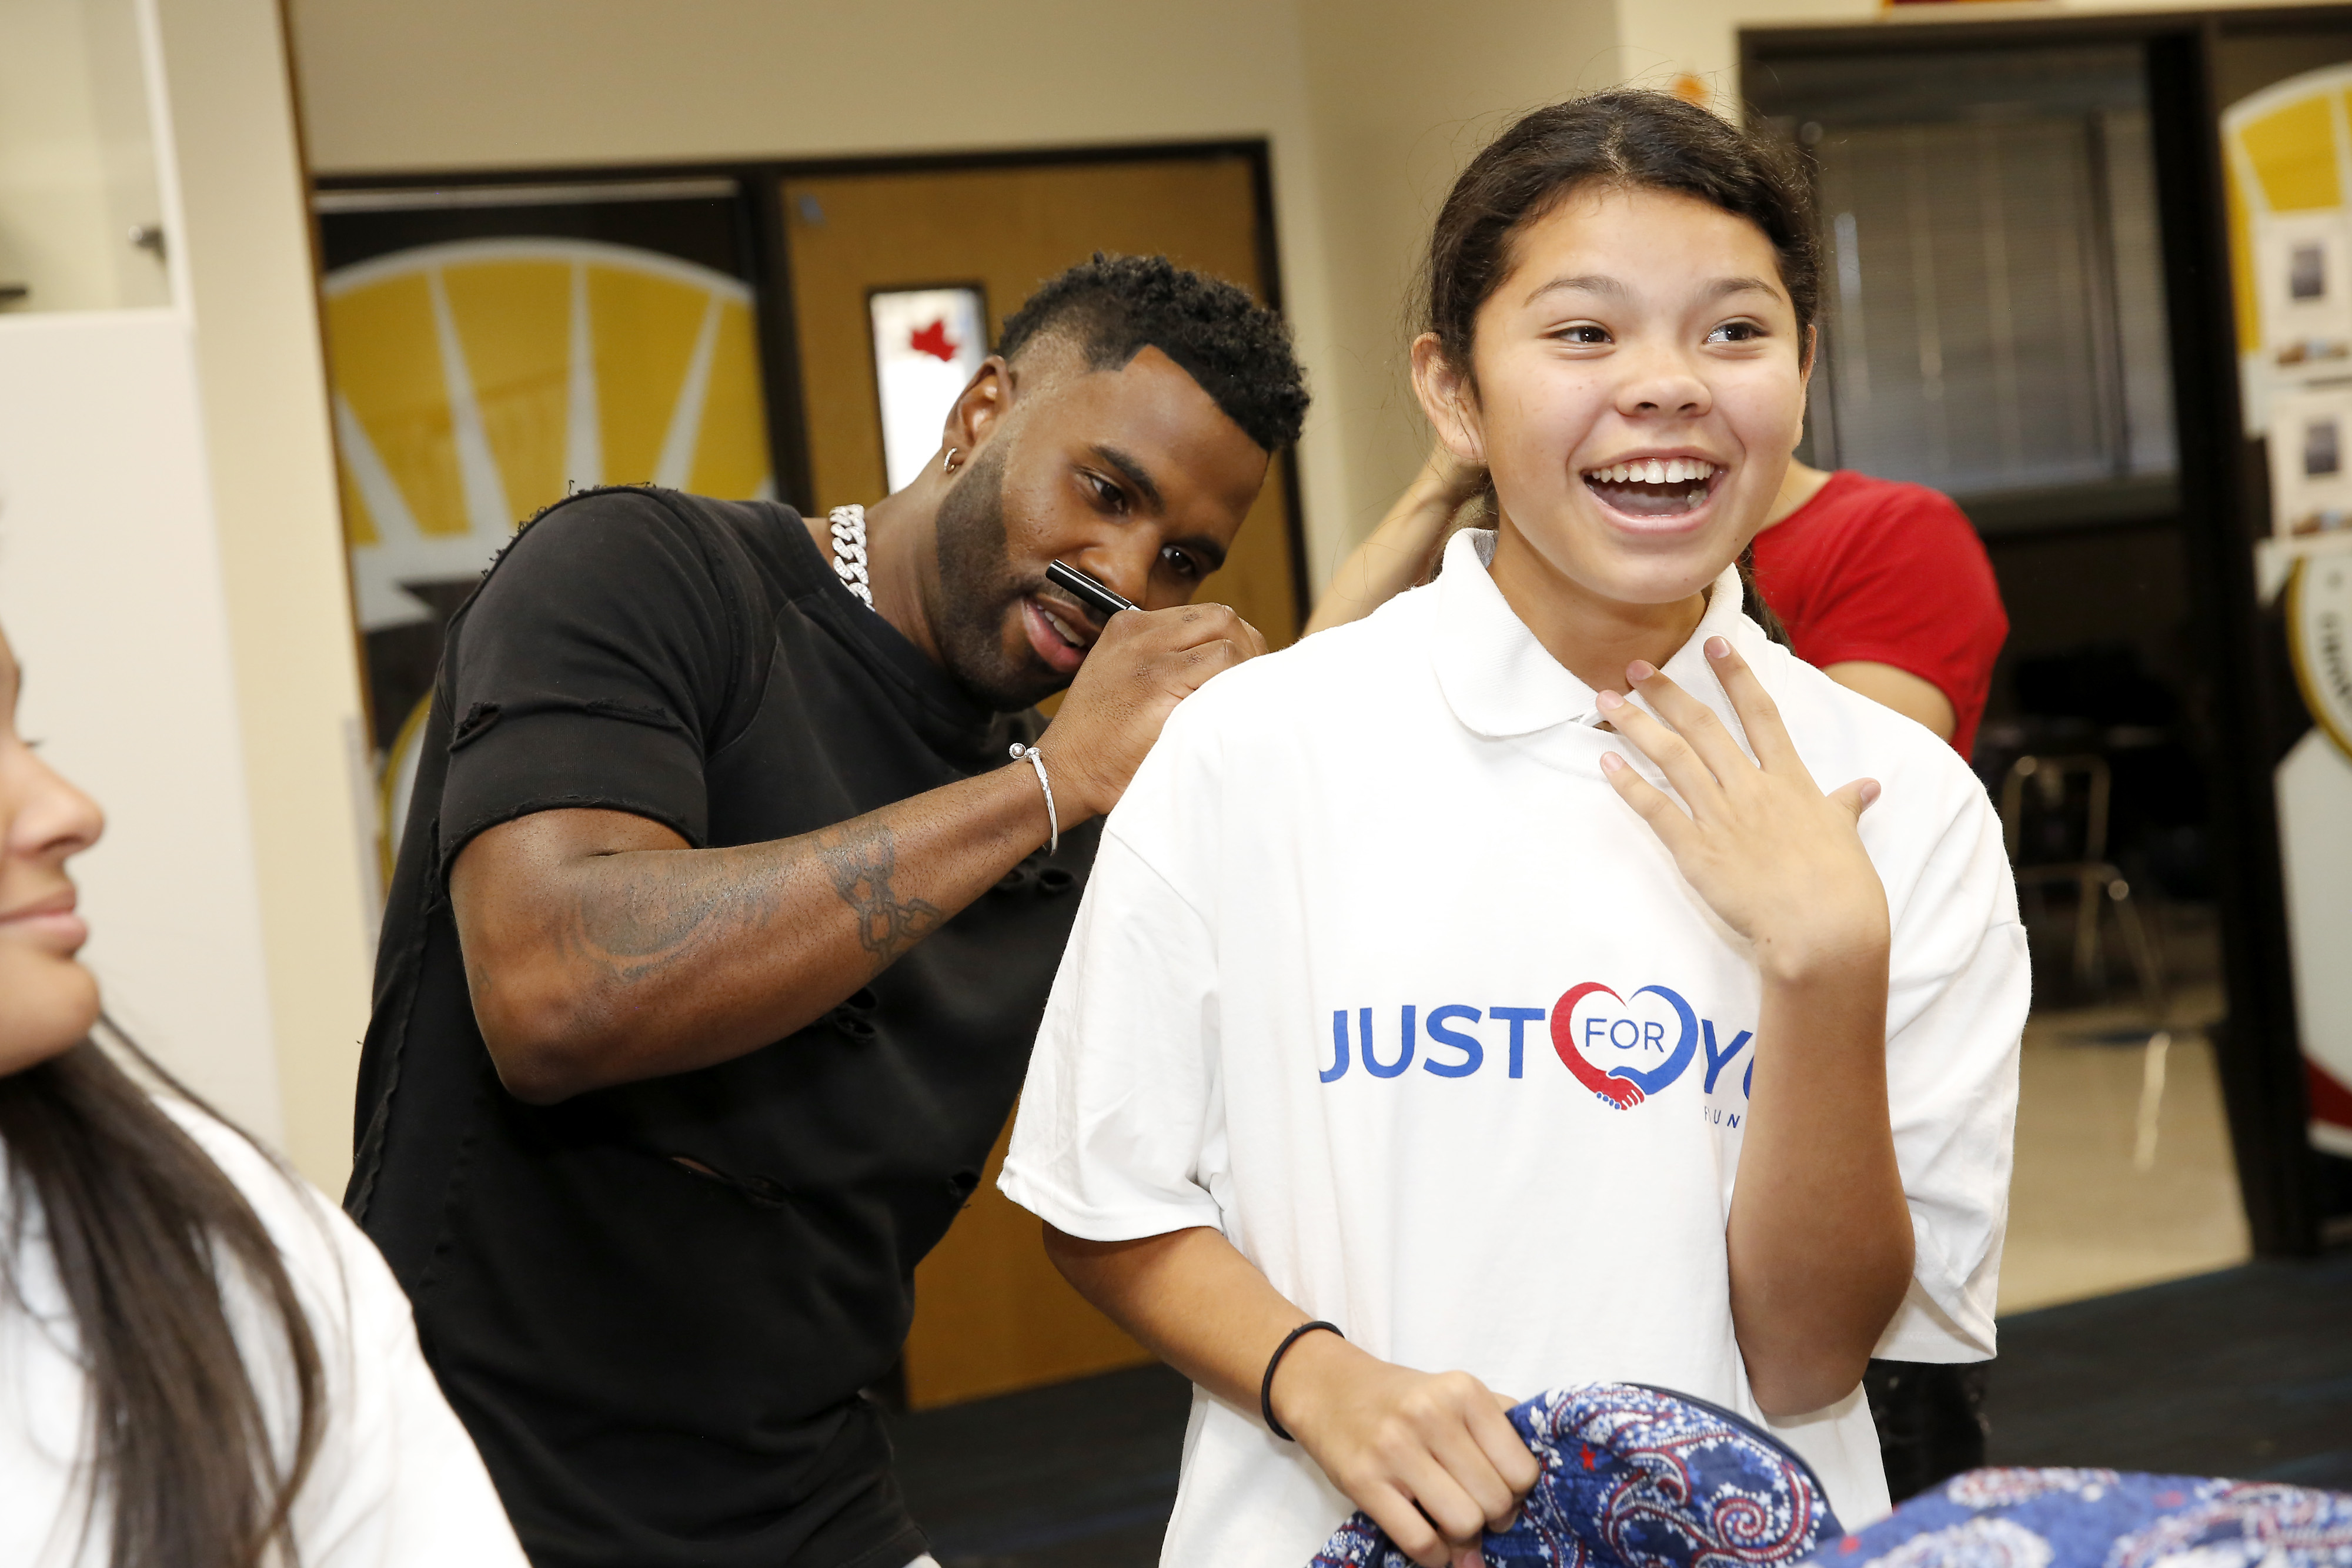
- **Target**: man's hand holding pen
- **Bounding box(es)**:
[1036,559,1266,824]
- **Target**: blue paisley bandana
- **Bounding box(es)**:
[1306,1385,2352,1568]
[1309,1383,1843,1568]
[1810,1467,2352,1568]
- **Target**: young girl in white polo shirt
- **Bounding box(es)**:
[1000,90,2026,1568]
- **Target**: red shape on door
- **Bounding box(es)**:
[909,319,958,362]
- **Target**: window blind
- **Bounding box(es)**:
[1810,109,2176,498]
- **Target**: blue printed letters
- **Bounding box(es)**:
[1700,1019,1753,1094]
[1491,1007,1546,1078]
[1423,1006,1482,1077]
[1320,982,1753,1119]
[1363,1005,1414,1078]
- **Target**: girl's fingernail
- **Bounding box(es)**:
[1596,688,1623,711]
[1601,752,1625,773]
[1706,636,1729,659]
[1626,660,1656,681]
[1860,779,1881,807]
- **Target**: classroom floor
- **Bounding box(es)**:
[1981,1250,2352,1489]
[1999,978,2250,1312]
[1999,901,2251,1313]
[889,1362,1191,1568]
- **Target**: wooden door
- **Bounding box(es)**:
[782,152,1302,649]
[781,152,1297,1409]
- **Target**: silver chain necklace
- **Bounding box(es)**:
[827,504,876,611]
[828,497,1055,852]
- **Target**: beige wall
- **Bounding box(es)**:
[1294,0,1622,544]
[0,0,170,312]
[153,0,376,1192]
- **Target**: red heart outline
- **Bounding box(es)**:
[1552,983,1646,1109]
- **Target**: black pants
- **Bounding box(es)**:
[1863,1359,1991,1503]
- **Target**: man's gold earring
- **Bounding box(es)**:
[943,447,961,475]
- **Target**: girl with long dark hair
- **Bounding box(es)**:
[999,91,2026,1568]
[0,623,525,1566]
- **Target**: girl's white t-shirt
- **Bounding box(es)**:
[0,1096,528,1567]
[1001,530,2028,1568]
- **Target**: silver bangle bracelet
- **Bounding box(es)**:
[1010,743,1058,855]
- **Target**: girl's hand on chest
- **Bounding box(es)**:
[1593,638,1889,983]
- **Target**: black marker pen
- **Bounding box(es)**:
[1045,560,1137,619]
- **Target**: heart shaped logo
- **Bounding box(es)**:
[1551,982,1698,1109]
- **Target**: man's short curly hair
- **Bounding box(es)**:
[995,253,1309,452]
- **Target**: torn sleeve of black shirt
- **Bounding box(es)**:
[435,488,767,880]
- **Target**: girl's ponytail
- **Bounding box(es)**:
[1739,546,1795,648]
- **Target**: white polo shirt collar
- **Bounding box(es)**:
[1431,526,1755,738]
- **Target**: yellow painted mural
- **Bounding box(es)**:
[320,238,772,865]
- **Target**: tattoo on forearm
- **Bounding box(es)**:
[586,858,769,960]
[550,817,941,992]
[813,821,943,973]
[559,847,780,986]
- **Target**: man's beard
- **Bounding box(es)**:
[929,444,1066,712]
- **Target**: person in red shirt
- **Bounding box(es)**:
[1750,461,2008,757]
[1311,453,2008,760]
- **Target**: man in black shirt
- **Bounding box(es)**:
[347,255,1310,1568]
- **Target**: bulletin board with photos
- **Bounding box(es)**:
[2220,59,2352,1167]
[2232,68,2352,544]
[2252,220,2352,540]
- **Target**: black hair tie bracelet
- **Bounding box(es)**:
[1261,1320,1344,1441]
